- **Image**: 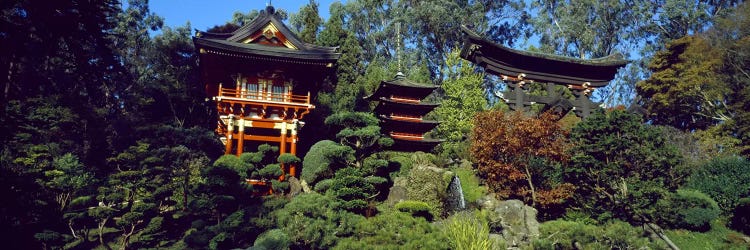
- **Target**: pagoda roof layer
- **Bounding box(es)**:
[460,26,628,87]
[373,98,439,116]
[390,137,444,152]
[379,115,440,133]
[194,38,339,64]
[194,6,340,65]
[365,74,437,100]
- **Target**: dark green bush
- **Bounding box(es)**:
[395,200,433,221]
[334,211,449,250]
[276,193,363,249]
[257,164,282,179]
[686,156,750,213]
[656,189,720,231]
[327,167,377,214]
[252,229,290,250]
[730,197,750,234]
[533,219,664,249]
[277,153,300,165]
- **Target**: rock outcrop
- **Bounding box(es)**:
[478,195,540,247]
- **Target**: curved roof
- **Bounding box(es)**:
[194,6,339,65]
[379,115,440,133]
[373,98,439,117]
[365,73,437,100]
[389,137,443,152]
[460,26,628,87]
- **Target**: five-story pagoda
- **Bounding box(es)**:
[366,73,443,152]
[194,5,340,179]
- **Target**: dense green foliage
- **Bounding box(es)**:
[656,189,721,231]
[433,49,487,159]
[665,219,750,250]
[637,36,728,130]
[395,200,433,221]
[566,109,684,222]
[686,156,750,213]
[533,219,665,249]
[404,163,451,216]
[334,211,449,249]
[252,229,291,250]
[301,140,354,185]
[276,193,362,249]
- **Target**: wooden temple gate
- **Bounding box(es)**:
[459,26,628,117]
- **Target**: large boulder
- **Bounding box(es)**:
[287,176,302,197]
[479,195,540,247]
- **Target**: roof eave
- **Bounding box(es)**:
[460,26,629,87]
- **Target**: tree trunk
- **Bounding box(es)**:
[524,165,537,206]
[98,217,112,250]
[120,224,136,250]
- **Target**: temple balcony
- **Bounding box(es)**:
[213,83,315,123]
[214,86,313,109]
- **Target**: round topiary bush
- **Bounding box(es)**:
[656,189,720,231]
[395,200,433,221]
[301,140,354,185]
[252,229,291,250]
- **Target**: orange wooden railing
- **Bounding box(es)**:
[390,132,425,140]
[390,95,421,103]
[390,114,423,121]
[218,87,311,104]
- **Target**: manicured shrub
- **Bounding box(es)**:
[327,167,379,214]
[334,211,449,250]
[277,153,300,164]
[395,200,433,221]
[257,164,282,179]
[686,156,750,213]
[301,140,354,185]
[656,189,720,231]
[276,193,363,249]
[252,229,290,250]
[533,219,664,249]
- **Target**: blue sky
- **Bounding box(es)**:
[149,0,337,31]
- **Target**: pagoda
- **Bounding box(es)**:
[366,73,443,152]
[459,26,628,117]
[193,5,340,182]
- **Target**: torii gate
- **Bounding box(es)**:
[459,26,628,117]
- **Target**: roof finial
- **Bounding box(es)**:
[396,21,402,73]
